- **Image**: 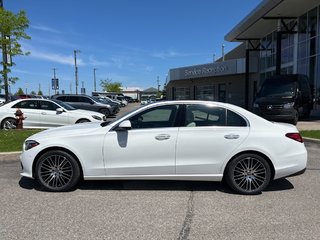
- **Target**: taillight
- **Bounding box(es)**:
[285,133,303,143]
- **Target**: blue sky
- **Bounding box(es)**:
[5,0,261,95]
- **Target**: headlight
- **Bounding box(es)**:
[25,140,39,151]
[92,115,102,121]
[283,102,294,109]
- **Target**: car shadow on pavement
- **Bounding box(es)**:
[19,177,294,194]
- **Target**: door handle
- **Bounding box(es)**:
[224,134,240,139]
[155,134,170,141]
[41,112,47,115]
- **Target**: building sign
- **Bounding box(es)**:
[184,65,229,77]
[169,59,242,81]
[52,78,59,90]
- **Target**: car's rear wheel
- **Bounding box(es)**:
[1,118,16,129]
[225,153,271,195]
[36,150,81,192]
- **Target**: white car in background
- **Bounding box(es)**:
[0,94,6,106]
[20,100,307,194]
[0,98,106,129]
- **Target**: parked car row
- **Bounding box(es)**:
[0,93,133,130]
[0,98,106,129]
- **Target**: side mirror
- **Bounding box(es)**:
[115,120,132,131]
[56,108,64,113]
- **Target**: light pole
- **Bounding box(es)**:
[74,50,80,95]
[222,43,225,61]
[93,68,97,92]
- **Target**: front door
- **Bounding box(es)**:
[103,104,180,175]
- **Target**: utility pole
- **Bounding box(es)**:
[157,76,160,96]
[52,68,57,94]
[74,50,80,95]
[93,68,97,92]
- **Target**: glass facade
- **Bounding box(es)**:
[174,87,190,100]
[195,85,215,101]
[259,6,320,109]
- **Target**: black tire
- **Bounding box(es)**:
[225,153,271,195]
[292,110,299,125]
[35,150,81,192]
[1,118,16,129]
[303,106,311,118]
[99,108,110,117]
[76,119,90,124]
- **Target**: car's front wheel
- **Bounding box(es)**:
[225,153,271,195]
[35,150,81,192]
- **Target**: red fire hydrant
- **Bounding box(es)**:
[15,108,25,129]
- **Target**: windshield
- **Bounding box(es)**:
[52,99,76,110]
[259,80,297,97]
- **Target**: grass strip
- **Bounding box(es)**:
[0,129,41,152]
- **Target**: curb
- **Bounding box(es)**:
[0,151,21,155]
[303,137,320,144]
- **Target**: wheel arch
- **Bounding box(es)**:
[32,146,84,180]
[223,150,275,181]
[75,118,91,124]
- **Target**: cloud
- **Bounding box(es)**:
[88,55,111,67]
[30,24,61,34]
[151,49,182,59]
[27,48,85,66]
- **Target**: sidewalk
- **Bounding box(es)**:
[297,109,320,131]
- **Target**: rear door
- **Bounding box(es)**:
[176,104,250,175]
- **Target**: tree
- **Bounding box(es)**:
[100,78,122,92]
[16,87,23,95]
[38,90,43,96]
[30,90,36,95]
[0,7,31,101]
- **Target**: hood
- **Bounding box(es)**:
[27,122,111,141]
[255,96,294,105]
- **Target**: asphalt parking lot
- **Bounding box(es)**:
[0,141,319,240]
[0,103,319,240]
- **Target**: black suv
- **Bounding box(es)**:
[51,94,116,117]
[253,74,313,125]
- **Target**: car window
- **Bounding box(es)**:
[185,104,248,127]
[226,110,247,127]
[12,100,38,109]
[68,96,78,102]
[185,104,226,127]
[129,105,179,129]
[56,96,67,101]
[39,101,59,111]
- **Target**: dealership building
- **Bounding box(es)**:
[166,0,320,111]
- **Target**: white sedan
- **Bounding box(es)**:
[0,98,106,129]
[20,100,307,194]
